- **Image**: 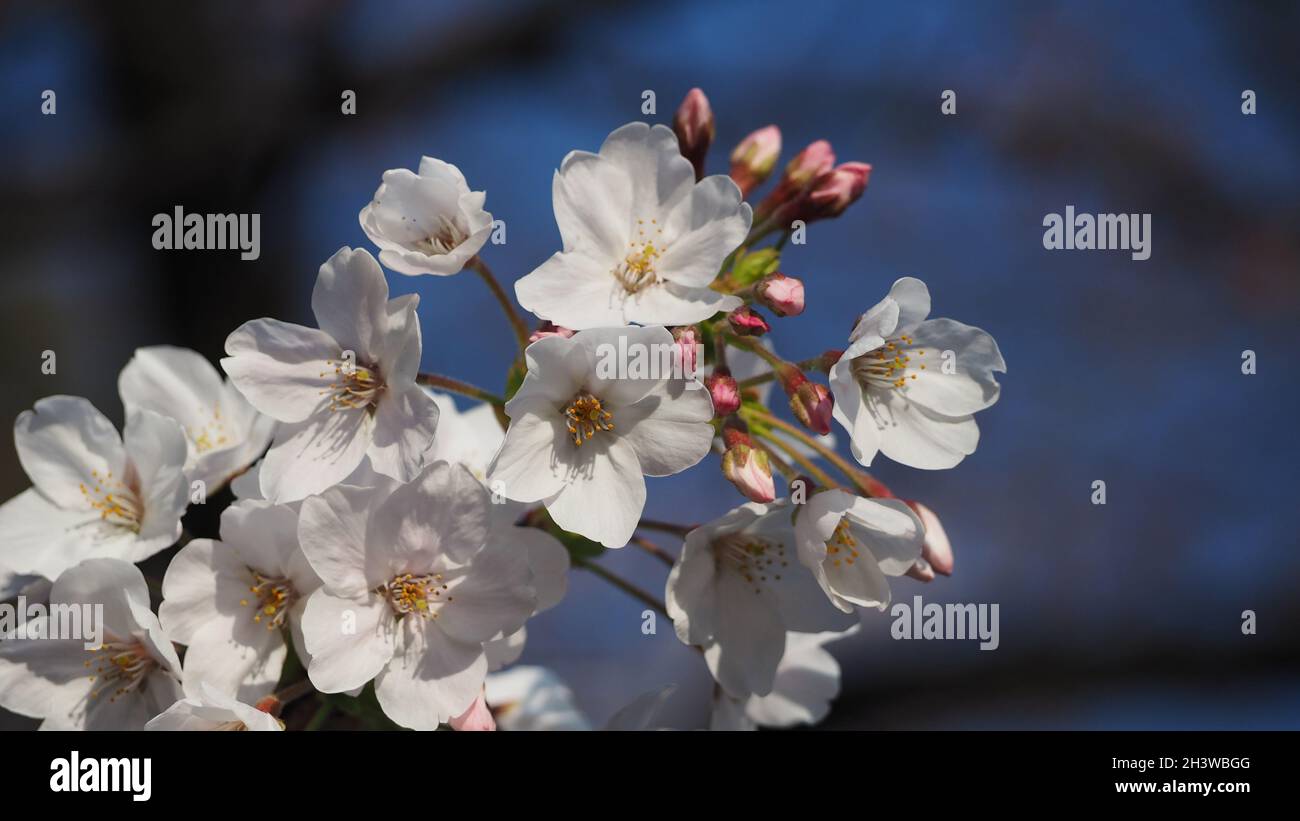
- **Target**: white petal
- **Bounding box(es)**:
[624,281,742,327]
[257,408,374,503]
[369,461,490,567]
[553,152,633,258]
[829,359,881,466]
[873,391,980,470]
[310,247,392,363]
[486,398,571,504]
[704,570,786,698]
[122,409,189,548]
[887,276,931,334]
[297,485,378,597]
[657,176,751,288]
[180,620,286,704]
[158,538,246,643]
[302,591,395,693]
[514,250,626,330]
[222,318,340,423]
[617,382,714,477]
[598,122,694,219]
[544,437,645,548]
[14,395,124,509]
[900,318,1005,416]
[366,387,439,483]
[374,620,487,729]
[434,539,534,644]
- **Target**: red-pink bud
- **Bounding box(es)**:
[672,325,702,379]
[789,381,834,435]
[800,162,871,222]
[727,306,771,336]
[721,433,775,503]
[754,140,836,224]
[755,273,805,317]
[673,88,715,181]
[529,322,575,343]
[706,370,741,417]
[729,125,781,197]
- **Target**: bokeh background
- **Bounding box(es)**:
[2,0,1298,729]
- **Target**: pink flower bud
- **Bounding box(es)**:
[729,125,781,197]
[672,325,702,379]
[721,433,775,503]
[784,140,836,188]
[706,370,741,417]
[450,690,496,732]
[789,381,834,435]
[529,322,575,343]
[727,306,771,336]
[673,88,715,181]
[800,162,871,222]
[755,273,805,317]
[755,140,836,224]
[908,500,953,577]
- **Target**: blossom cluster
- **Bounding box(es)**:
[0,88,1003,731]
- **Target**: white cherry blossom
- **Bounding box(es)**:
[710,629,854,730]
[145,682,282,731]
[119,345,274,491]
[0,559,183,730]
[359,157,493,277]
[666,501,855,699]
[297,461,535,729]
[515,122,750,329]
[792,488,924,613]
[221,246,439,503]
[159,498,321,703]
[829,277,1006,469]
[0,397,188,592]
[487,326,714,548]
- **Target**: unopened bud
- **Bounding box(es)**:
[706,369,741,417]
[673,88,715,181]
[672,325,702,379]
[787,379,834,435]
[729,125,781,196]
[755,273,805,317]
[721,431,775,503]
[727,306,771,336]
[755,140,836,224]
[799,162,871,223]
[907,500,952,577]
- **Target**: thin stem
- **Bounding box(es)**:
[304,698,334,731]
[735,355,830,391]
[468,256,531,351]
[416,372,504,406]
[576,560,668,617]
[724,333,785,370]
[636,518,694,537]
[753,428,838,489]
[745,408,874,497]
[276,678,316,704]
[631,535,676,568]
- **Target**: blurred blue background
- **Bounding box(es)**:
[1,0,1298,729]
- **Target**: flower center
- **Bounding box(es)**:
[713,533,788,593]
[188,401,231,454]
[415,215,467,256]
[613,219,667,294]
[825,518,861,567]
[239,571,297,631]
[321,360,384,411]
[851,334,926,390]
[563,392,615,446]
[78,469,143,533]
[84,639,157,703]
[381,573,451,620]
